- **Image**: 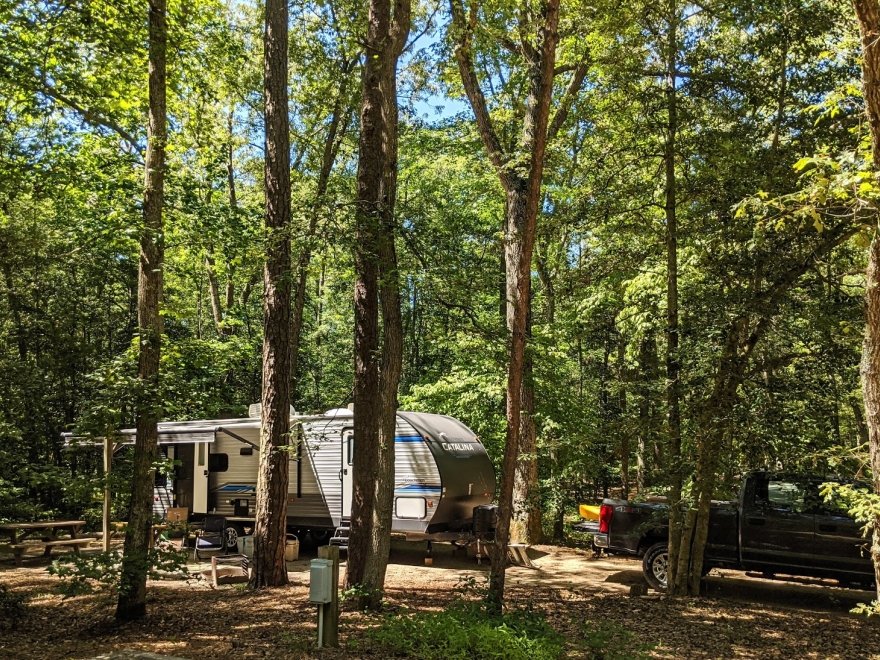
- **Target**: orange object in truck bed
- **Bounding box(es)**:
[579,504,601,521]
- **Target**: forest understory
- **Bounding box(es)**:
[1,543,878,659]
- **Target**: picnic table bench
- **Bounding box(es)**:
[0,520,90,566]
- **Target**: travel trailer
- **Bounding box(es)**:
[67,408,496,548]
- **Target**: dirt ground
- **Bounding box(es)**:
[1,540,879,659]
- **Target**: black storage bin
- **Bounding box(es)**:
[473,504,498,540]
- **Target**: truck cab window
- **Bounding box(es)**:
[762,480,808,513]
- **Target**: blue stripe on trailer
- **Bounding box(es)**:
[216,484,256,493]
[394,435,423,443]
[396,484,442,494]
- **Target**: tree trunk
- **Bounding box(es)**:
[853,0,880,602]
[770,38,789,152]
[448,0,560,611]
[663,0,685,595]
[205,252,226,335]
[290,73,351,404]
[511,300,541,544]
[636,335,657,494]
[225,115,237,315]
[0,262,27,361]
[346,0,409,610]
[372,65,405,598]
[618,334,629,497]
[116,0,166,622]
[347,25,383,594]
[249,0,291,589]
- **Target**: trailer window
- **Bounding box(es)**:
[208,453,229,473]
[344,431,354,465]
[395,497,426,519]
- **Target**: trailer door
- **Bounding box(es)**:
[193,442,209,514]
[341,430,353,518]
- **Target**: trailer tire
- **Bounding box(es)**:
[310,529,331,545]
[225,526,239,551]
[643,542,669,591]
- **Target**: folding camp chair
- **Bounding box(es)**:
[194,515,228,560]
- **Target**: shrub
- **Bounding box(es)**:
[581,620,654,659]
[48,546,189,597]
[366,601,565,660]
[0,584,28,629]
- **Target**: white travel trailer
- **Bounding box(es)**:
[68,408,496,546]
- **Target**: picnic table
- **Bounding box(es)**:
[0,520,90,566]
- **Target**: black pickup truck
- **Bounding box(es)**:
[594,471,876,590]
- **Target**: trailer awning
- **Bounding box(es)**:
[62,420,261,446]
[63,428,219,446]
[62,414,332,448]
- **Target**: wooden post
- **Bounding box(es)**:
[317,545,340,647]
[103,438,112,552]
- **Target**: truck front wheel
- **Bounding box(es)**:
[643,542,669,591]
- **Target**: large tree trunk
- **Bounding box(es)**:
[346,0,386,602]
[448,0,561,611]
[663,0,685,595]
[853,0,880,602]
[345,0,409,610]
[671,335,742,595]
[511,300,541,544]
[618,334,629,496]
[491,6,560,605]
[668,215,857,595]
[249,0,291,589]
[116,0,166,622]
[372,67,404,600]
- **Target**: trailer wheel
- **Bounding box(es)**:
[225,526,239,551]
[643,542,669,591]
[310,529,331,545]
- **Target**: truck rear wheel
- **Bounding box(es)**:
[643,542,669,591]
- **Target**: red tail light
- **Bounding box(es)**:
[599,504,613,534]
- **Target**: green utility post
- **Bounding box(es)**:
[317,545,339,647]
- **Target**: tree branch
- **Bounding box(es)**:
[547,52,590,141]
[0,53,142,150]
[448,0,511,189]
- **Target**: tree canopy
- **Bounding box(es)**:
[0,0,876,605]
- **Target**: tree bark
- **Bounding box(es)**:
[290,70,352,404]
[668,221,858,595]
[618,334,629,497]
[853,0,880,602]
[205,252,226,335]
[663,0,685,595]
[345,0,409,610]
[0,261,27,361]
[116,0,166,622]
[448,0,561,610]
[511,301,541,544]
[636,335,658,494]
[249,0,291,589]
[373,57,405,596]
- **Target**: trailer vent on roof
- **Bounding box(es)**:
[248,404,297,418]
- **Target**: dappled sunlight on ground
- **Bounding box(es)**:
[1,542,879,658]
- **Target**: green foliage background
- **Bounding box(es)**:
[0,0,875,531]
